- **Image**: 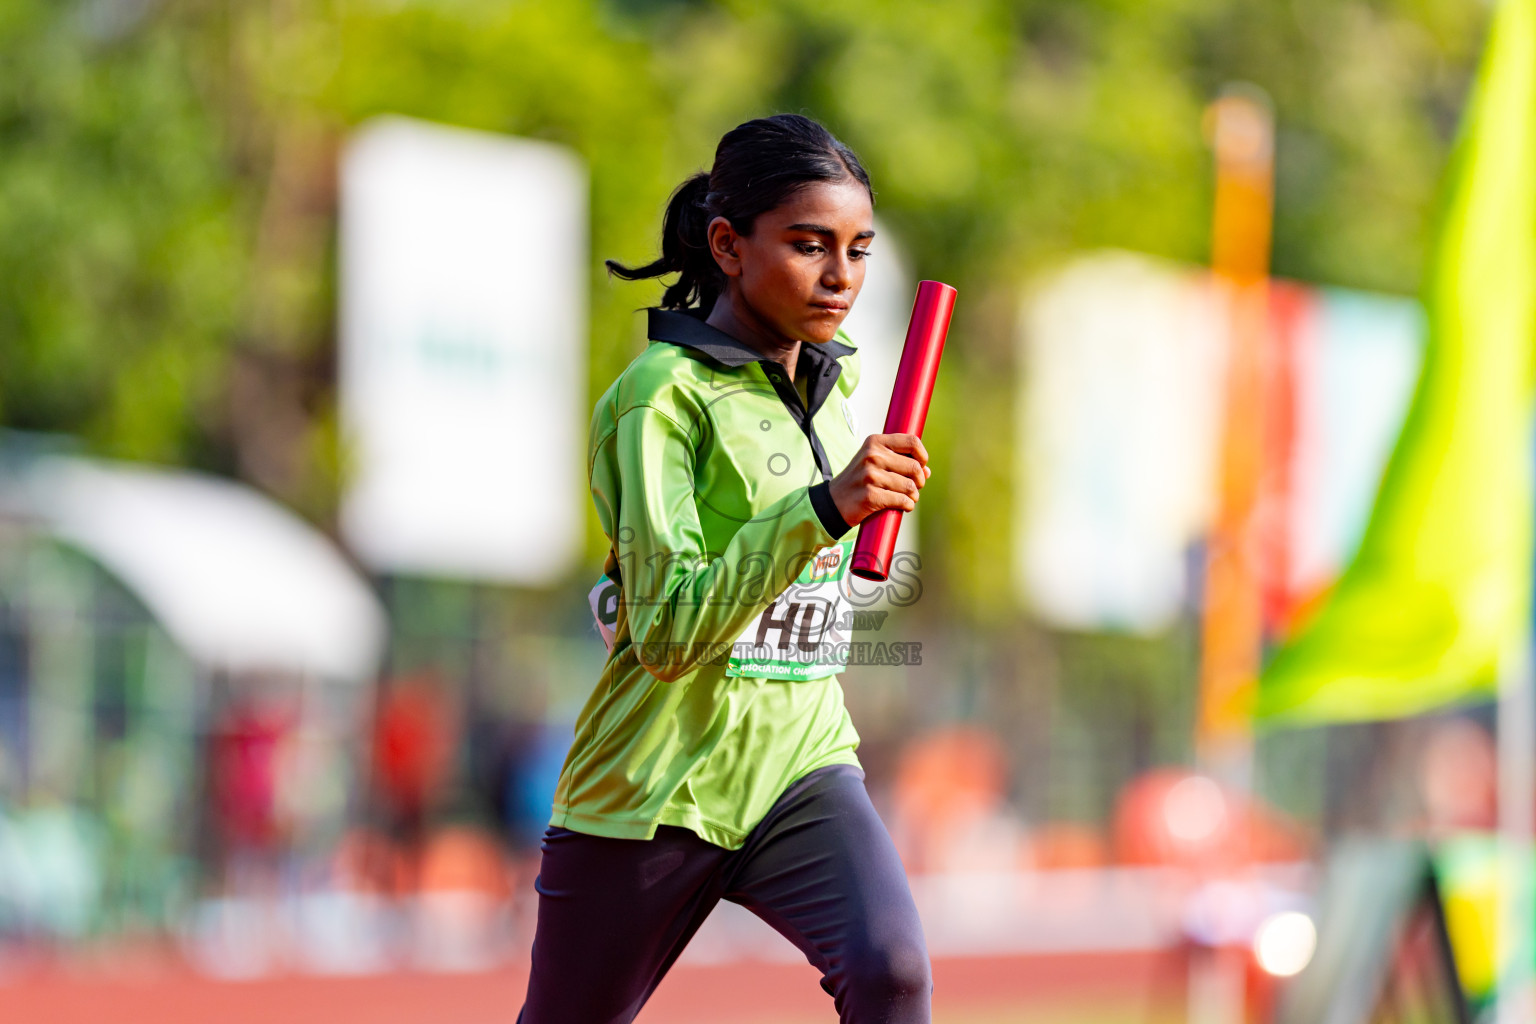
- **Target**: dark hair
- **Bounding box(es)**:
[606,114,873,311]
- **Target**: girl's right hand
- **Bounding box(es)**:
[828,433,931,527]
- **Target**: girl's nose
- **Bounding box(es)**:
[822,255,853,291]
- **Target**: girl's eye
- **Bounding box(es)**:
[795,242,825,255]
[849,249,871,261]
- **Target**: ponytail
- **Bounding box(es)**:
[605,172,722,311]
[606,114,873,312]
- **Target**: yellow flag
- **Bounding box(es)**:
[1257,0,1536,725]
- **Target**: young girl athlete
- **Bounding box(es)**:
[517,114,933,1024]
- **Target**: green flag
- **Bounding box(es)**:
[1256,0,1536,725]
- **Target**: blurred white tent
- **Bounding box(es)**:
[3,455,387,682]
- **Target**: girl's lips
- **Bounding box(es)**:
[811,302,850,312]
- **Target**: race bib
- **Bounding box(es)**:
[585,537,856,682]
[727,537,854,681]
[587,573,620,650]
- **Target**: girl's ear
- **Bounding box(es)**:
[706,216,744,279]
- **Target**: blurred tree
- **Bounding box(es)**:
[0,1,249,469]
[0,0,1488,611]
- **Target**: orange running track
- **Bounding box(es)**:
[0,951,1175,1024]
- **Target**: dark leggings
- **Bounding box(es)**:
[515,764,931,1024]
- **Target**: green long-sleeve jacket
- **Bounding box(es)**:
[550,307,865,849]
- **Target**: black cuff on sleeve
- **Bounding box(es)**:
[808,481,852,541]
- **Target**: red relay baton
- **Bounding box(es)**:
[849,280,957,582]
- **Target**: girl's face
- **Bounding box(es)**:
[708,178,875,345]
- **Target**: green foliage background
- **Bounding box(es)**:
[0,0,1485,625]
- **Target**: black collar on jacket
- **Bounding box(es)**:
[646,306,854,425]
[647,306,856,484]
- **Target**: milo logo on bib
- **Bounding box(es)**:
[727,537,855,681]
[809,545,844,581]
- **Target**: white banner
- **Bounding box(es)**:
[339,117,587,584]
[839,222,920,600]
[1015,252,1226,633]
[1014,251,1421,634]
